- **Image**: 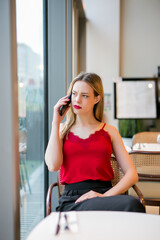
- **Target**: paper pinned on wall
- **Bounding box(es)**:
[104,93,112,111]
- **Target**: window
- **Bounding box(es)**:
[16,0,45,239]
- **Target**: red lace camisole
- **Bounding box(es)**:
[60,123,114,184]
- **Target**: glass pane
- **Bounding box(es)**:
[16,0,45,239]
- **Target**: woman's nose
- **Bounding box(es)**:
[76,94,81,103]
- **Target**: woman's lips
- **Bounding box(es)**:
[74,105,82,109]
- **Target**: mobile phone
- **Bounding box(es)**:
[59,94,72,116]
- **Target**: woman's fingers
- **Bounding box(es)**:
[52,95,71,123]
[75,191,103,204]
[54,95,71,113]
[75,193,94,203]
[55,95,71,110]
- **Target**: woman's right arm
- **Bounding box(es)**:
[45,95,70,171]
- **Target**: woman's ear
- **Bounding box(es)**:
[95,95,101,104]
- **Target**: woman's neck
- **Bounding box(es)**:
[75,114,101,128]
[70,116,103,139]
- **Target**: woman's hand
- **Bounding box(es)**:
[75,190,104,204]
[53,95,71,124]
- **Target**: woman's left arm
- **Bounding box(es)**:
[103,125,138,197]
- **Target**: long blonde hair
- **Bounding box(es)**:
[60,72,104,138]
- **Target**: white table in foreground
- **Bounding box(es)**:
[27,211,160,240]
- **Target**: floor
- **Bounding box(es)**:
[146,206,159,215]
[20,163,44,240]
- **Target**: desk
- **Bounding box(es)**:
[27,211,160,240]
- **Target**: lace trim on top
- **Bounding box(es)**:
[66,124,111,149]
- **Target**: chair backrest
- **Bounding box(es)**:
[57,171,65,197]
[56,155,124,197]
[129,151,160,178]
[129,151,160,203]
[132,132,160,146]
[110,155,124,186]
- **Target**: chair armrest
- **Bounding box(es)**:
[138,173,160,182]
[132,184,146,207]
[46,182,58,216]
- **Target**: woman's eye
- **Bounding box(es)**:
[72,92,76,96]
[82,95,88,98]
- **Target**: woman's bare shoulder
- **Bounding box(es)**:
[104,124,120,141]
[104,123,118,133]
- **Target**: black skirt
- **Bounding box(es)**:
[56,180,145,213]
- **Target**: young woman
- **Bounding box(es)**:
[45,72,145,212]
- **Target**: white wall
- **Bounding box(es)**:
[120,0,160,77]
[82,0,160,129]
[83,0,120,128]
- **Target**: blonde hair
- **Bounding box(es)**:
[60,72,104,138]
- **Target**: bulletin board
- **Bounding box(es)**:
[114,78,158,119]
